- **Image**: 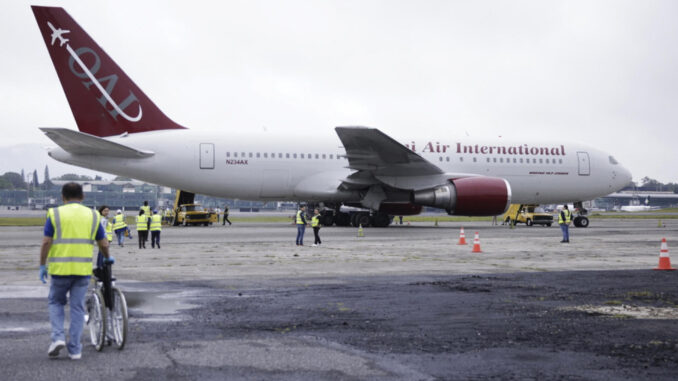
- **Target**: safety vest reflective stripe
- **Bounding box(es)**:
[48,257,94,263]
[150,214,162,231]
[47,203,99,276]
[53,238,95,244]
[311,215,320,227]
[113,214,127,230]
[296,211,304,224]
[136,215,149,231]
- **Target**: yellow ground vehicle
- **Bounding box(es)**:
[172,190,218,226]
[502,204,553,227]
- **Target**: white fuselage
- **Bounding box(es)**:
[47,129,632,206]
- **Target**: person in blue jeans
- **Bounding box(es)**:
[295,205,308,246]
[39,182,113,360]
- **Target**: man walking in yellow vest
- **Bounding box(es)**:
[112,210,128,247]
[559,205,572,243]
[150,209,162,248]
[136,209,149,249]
[39,182,113,360]
[141,200,151,218]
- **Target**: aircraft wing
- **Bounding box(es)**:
[335,127,443,177]
[40,127,154,158]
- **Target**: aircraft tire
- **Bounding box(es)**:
[350,213,359,227]
[356,213,371,228]
[321,214,334,226]
[371,212,391,228]
[334,212,351,227]
[574,216,589,228]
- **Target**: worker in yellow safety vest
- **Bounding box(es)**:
[136,209,149,249]
[96,205,113,268]
[163,208,172,225]
[39,182,113,360]
[311,208,322,246]
[558,205,572,243]
[141,201,151,218]
[112,210,128,247]
[295,205,307,246]
[150,209,162,249]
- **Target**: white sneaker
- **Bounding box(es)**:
[312,244,317,247]
[48,340,65,357]
[68,352,82,360]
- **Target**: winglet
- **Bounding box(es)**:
[32,6,185,137]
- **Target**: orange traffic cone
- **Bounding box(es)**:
[654,238,676,271]
[457,227,467,245]
[472,231,482,253]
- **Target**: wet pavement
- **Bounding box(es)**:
[1,219,677,379]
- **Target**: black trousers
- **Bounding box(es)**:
[151,231,161,248]
[138,230,148,248]
[313,227,321,244]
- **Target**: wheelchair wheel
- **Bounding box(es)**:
[110,287,128,350]
[88,289,106,351]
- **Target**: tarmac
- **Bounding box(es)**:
[1,217,677,380]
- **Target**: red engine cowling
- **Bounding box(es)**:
[412,177,511,216]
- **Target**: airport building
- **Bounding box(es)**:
[0,180,278,211]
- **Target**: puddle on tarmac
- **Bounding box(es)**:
[124,289,199,322]
[564,304,678,319]
[0,284,200,330]
[0,322,50,333]
[0,285,49,299]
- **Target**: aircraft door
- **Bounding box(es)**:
[200,143,215,169]
[577,152,590,176]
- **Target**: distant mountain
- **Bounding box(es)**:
[0,143,112,182]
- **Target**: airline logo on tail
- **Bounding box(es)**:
[46,21,142,123]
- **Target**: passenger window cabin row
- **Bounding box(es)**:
[224,151,564,165]
[439,156,564,165]
[226,152,345,160]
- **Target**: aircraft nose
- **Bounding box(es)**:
[617,166,632,188]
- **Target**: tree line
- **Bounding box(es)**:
[0,166,131,190]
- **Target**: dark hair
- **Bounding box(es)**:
[144,201,149,206]
[62,182,83,200]
[98,205,109,214]
[139,209,145,215]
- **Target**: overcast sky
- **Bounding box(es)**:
[2,0,677,183]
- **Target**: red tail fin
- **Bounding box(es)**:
[32,6,185,137]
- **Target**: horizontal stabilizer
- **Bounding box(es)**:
[40,128,154,158]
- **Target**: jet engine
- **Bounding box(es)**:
[412,177,512,216]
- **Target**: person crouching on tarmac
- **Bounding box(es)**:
[112,209,128,247]
[150,209,162,248]
[136,209,149,249]
[312,208,322,246]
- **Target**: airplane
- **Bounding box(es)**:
[47,21,69,47]
[32,6,632,227]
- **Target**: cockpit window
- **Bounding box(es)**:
[609,156,618,165]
